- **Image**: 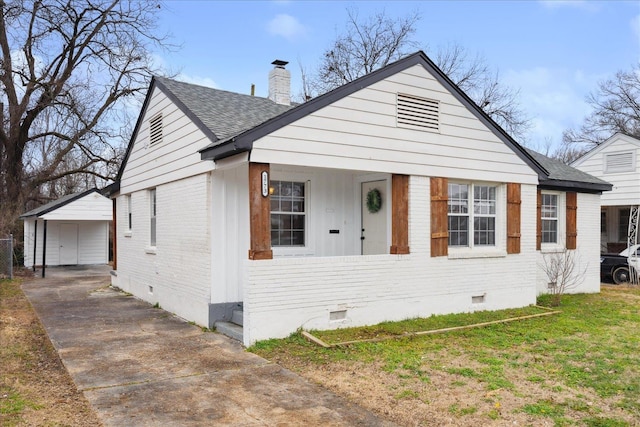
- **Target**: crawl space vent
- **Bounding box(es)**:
[471,295,485,304]
[397,93,439,132]
[149,113,163,145]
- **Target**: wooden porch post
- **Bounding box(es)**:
[390,174,410,254]
[248,162,273,260]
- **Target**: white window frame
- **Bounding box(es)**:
[540,190,566,252]
[149,189,157,248]
[124,195,132,237]
[270,171,313,257]
[126,195,132,231]
[446,181,506,259]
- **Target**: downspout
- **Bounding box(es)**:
[41,220,47,278]
[32,219,37,272]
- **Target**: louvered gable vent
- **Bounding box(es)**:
[397,93,439,132]
[149,113,163,145]
[604,151,634,173]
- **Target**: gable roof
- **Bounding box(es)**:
[20,188,101,219]
[112,50,610,194]
[571,132,640,167]
[154,77,294,142]
[198,51,548,179]
[107,76,294,195]
[526,149,612,193]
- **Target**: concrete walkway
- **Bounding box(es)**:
[22,267,394,426]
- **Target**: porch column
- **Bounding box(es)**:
[32,220,37,272]
[41,220,47,278]
[248,162,273,260]
[390,174,410,254]
[112,198,117,270]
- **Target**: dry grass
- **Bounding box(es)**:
[0,276,101,426]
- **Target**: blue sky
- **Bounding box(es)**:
[155,0,639,150]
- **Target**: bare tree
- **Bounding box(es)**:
[540,249,587,306]
[0,0,169,235]
[305,9,530,140]
[314,8,420,95]
[563,64,640,149]
[433,42,530,141]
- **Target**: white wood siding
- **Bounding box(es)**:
[23,219,109,267]
[243,178,540,345]
[39,192,112,221]
[120,87,215,194]
[572,135,640,206]
[211,165,250,304]
[114,173,212,327]
[251,64,538,185]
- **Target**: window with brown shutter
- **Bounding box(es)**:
[507,183,521,254]
[536,190,542,251]
[566,192,577,250]
[430,177,448,257]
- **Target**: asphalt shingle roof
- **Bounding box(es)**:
[155,76,294,143]
[525,148,610,186]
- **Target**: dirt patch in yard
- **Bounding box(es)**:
[0,275,101,426]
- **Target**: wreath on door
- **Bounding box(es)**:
[366,188,382,213]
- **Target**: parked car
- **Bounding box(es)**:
[600,244,640,284]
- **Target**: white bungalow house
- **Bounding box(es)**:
[108,52,611,346]
[21,188,112,275]
[571,133,640,254]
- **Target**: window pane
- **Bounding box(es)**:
[542,219,557,243]
[448,183,468,214]
[541,194,558,218]
[270,180,306,247]
[473,185,496,215]
[474,217,495,246]
[448,216,468,247]
[619,209,630,242]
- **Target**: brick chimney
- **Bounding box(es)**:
[268,60,290,106]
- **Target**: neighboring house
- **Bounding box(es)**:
[21,188,112,271]
[108,52,611,346]
[571,133,640,253]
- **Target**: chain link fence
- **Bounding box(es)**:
[0,235,13,279]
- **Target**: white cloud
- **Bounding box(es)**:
[503,67,601,150]
[538,0,599,11]
[175,74,218,89]
[266,14,307,41]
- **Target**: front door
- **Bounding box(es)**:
[59,223,79,265]
[361,180,387,255]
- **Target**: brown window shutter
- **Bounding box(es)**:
[430,177,448,257]
[536,189,542,251]
[506,183,521,254]
[566,192,577,250]
[390,174,410,254]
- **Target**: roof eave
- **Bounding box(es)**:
[199,51,548,177]
[538,179,613,194]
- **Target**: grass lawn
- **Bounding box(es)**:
[251,286,640,426]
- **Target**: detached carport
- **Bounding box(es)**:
[21,188,112,277]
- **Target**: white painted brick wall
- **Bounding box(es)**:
[114,173,212,326]
[535,192,601,294]
[244,178,540,346]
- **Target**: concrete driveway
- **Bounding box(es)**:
[22,266,394,426]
